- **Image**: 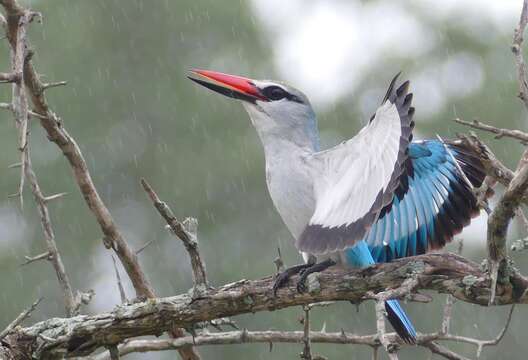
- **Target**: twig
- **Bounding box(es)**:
[473,305,515,358]
[454,118,528,143]
[422,342,471,360]
[0,297,42,339]
[455,134,514,187]
[88,314,513,360]
[374,300,398,359]
[300,306,312,360]
[487,158,528,304]
[513,0,528,111]
[441,295,455,335]
[141,178,208,295]
[112,255,128,304]
[25,145,77,316]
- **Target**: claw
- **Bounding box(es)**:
[295,259,337,294]
[272,263,312,296]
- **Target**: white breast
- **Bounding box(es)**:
[265,148,316,240]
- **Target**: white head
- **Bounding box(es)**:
[189,69,319,153]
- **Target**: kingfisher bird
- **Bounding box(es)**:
[188,69,485,344]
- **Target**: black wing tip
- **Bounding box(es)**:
[382,71,403,104]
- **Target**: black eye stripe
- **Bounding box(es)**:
[262,85,288,101]
[260,85,304,104]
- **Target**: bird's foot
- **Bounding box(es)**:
[273,263,312,296]
[297,259,337,293]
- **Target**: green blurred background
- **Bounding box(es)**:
[0,0,527,359]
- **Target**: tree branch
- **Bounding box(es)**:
[0,2,200,359]
[1,0,154,301]
[0,253,524,358]
[141,178,209,294]
[513,0,528,111]
[454,118,528,144]
[24,145,79,316]
[0,297,41,340]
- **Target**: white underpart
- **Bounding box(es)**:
[308,102,401,228]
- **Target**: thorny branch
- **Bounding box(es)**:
[457,0,528,306]
[0,253,521,359]
[0,0,200,359]
[0,0,80,318]
[88,311,515,360]
[24,145,80,316]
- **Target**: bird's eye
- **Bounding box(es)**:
[263,86,288,101]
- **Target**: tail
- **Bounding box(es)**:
[385,299,417,344]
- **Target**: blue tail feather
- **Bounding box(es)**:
[385,299,417,344]
[345,242,417,344]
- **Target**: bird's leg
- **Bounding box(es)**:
[273,263,313,296]
[297,259,337,293]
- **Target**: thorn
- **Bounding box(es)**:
[8,162,22,169]
[28,110,47,119]
[42,81,67,90]
[21,251,51,266]
[0,102,13,111]
[8,192,21,199]
[135,239,155,254]
[43,192,68,203]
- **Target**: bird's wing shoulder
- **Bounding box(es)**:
[297,74,415,254]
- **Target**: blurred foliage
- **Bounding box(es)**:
[0,0,527,359]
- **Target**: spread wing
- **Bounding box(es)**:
[297,74,415,254]
[366,140,486,262]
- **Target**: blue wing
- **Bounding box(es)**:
[366,140,485,263]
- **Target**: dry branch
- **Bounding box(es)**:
[141,178,209,294]
[0,297,41,340]
[0,1,199,359]
[513,0,528,111]
[1,0,154,300]
[0,253,524,359]
[25,146,78,316]
[0,0,79,318]
[454,118,528,144]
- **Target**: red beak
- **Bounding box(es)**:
[188,69,266,102]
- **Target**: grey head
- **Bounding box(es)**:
[188,69,319,152]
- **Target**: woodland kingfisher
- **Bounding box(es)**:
[188,69,485,343]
